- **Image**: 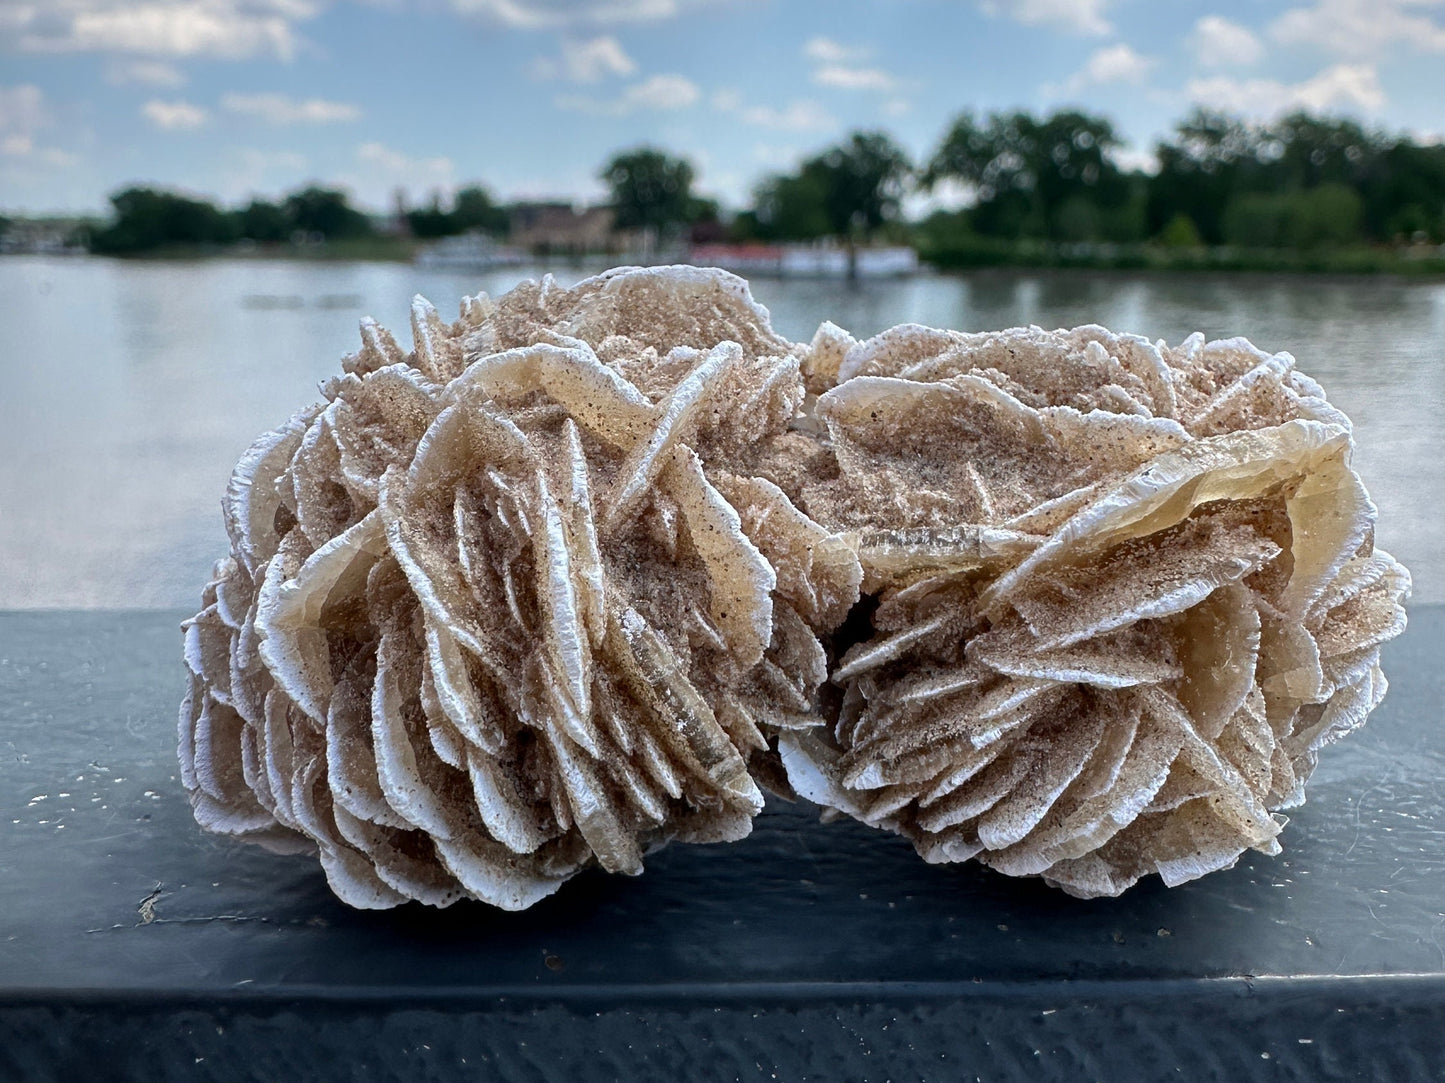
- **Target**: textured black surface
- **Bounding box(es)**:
[1,609,1442,1081]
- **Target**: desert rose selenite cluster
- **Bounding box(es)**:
[181,266,1409,908]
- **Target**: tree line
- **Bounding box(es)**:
[77,105,1445,260]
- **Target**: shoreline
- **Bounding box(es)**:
[6,245,1445,281]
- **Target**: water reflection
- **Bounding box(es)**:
[0,256,1438,607]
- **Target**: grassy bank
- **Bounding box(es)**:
[60,236,1445,279]
[90,236,420,262]
[920,238,1445,277]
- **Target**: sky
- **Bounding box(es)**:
[2,0,1444,215]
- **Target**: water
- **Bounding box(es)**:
[1,256,1440,608]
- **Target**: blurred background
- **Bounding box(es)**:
[1,0,1442,608]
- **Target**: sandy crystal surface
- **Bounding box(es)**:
[181,266,1409,907]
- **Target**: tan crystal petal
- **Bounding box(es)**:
[984,419,1348,612]
[448,342,657,449]
[664,448,776,669]
[223,405,318,576]
[606,341,743,529]
[254,512,387,725]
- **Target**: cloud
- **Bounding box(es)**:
[3,0,317,61]
[0,85,47,144]
[104,60,187,87]
[1186,62,1385,117]
[221,93,362,124]
[349,141,455,205]
[216,146,309,200]
[141,98,209,130]
[1110,145,1159,175]
[0,85,80,166]
[448,0,684,29]
[812,65,896,91]
[1270,0,1445,58]
[711,87,743,112]
[712,84,836,133]
[1053,42,1154,94]
[1190,16,1264,68]
[803,37,868,64]
[355,142,454,191]
[532,35,636,81]
[358,142,451,174]
[802,37,898,93]
[738,100,836,132]
[555,73,699,115]
[977,0,1112,36]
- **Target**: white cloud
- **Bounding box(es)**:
[217,146,309,201]
[0,85,78,166]
[555,73,699,115]
[358,142,449,174]
[104,60,187,87]
[739,100,836,132]
[533,35,636,81]
[1047,43,1154,97]
[711,87,743,112]
[0,85,47,145]
[977,0,1112,36]
[348,141,455,207]
[803,38,898,93]
[142,98,209,130]
[813,65,896,91]
[1191,16,1264,68]
[1066,43,1154,91]
[1270,0,1445,58]
[803,37,868,64]
[448,0,681,28]
[1110,145,1159,175]
[221,93,362,124]
[4,0,317,61]
[714,89,836,132]
[1186,62,1385,117]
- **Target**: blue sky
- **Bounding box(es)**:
[2,0,1444,215]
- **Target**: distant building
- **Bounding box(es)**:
[0,219,88,255]
[508,202,618,254]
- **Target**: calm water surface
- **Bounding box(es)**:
[1,256,1441,607]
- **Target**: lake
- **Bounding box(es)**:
[1,255,1440,607]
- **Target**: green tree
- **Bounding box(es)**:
[1149,110,1406,247]
[1147,109,1263,244]
[1159,212,1204,248]
[808,130,912,243]
[239,199,291,243]
[451,185,509,235]
[925,110,1127,241]
[1289,183,1364,247]
[750,164,833,240]
[405,194,453,238]
[90,187,239,253]
[599,147,697,240]
[1370,140,1445,242]
[283,186,373,240]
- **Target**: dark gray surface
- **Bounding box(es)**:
[1,609,1442,1080]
